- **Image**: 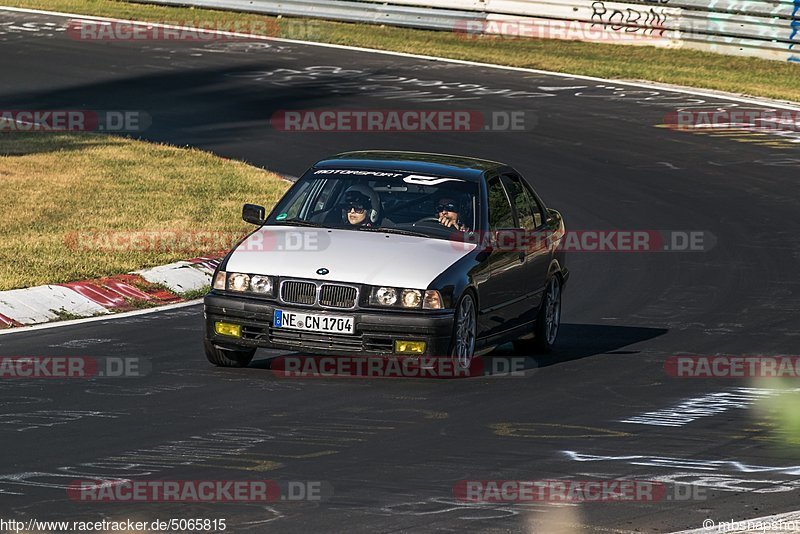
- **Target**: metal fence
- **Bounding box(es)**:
[126,0,800,62]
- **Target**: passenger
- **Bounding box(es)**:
[342,185,380,227]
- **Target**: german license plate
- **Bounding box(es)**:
[273,309,355,334]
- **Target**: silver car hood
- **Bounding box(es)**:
[225,226,476,289]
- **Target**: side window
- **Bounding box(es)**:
[501,175,536,230]
[282,180,313,219]
[487,177,515,230]
[523,186,545,228]
[311,179,340,214]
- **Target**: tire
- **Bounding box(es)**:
[450,292,477,372]
[204,339,255,368]
[513,276,562,354]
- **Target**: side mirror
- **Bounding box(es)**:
[242,203,266,225]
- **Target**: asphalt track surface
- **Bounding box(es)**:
[1,8,800,533]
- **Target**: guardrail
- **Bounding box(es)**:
[125,0,800,62]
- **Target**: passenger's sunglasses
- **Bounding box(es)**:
[347,204,367,214]
[437,203,457,213]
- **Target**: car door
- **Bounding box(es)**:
[477,175,529,339]
[500,173,552,324]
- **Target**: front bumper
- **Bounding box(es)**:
[204,293,454,356]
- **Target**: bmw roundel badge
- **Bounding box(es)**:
[316,268,329,275]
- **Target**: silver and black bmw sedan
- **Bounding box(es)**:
[204,151,569,371]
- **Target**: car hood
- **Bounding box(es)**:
[225,226,476,288]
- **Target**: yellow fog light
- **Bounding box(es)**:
[395,340,426,354]
[215,322,241,338]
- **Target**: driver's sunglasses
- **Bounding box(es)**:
[437,203,457,213]
[347,204,367,214]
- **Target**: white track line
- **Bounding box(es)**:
[0,299,202,336]
[2,5,799,111]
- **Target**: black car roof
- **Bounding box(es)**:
[313,151,508,181]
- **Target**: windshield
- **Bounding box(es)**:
[266,169,481,240]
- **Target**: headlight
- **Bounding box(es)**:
[229,273,250,292]
[423,290,443,310]
[373,287,397,306]
[401,289,422,308]
[213,270,226,290]
[222,272,275,296]
[370,287,435,308]
[250,275,273,294]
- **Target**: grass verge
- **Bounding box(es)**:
[2,0,800,102]
[0,133,290,291]
[180,286,211,300]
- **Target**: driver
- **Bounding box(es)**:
[342,184,380,227]
[437,197,467,231]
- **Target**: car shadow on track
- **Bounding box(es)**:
[491,323,668,371]
[244,323,667,378]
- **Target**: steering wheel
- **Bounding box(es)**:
[412,216,442,227]
[412,216,464,233]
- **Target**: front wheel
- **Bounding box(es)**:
[514,276,562,354]
[204,339,255,367]
[450,292,477,371]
